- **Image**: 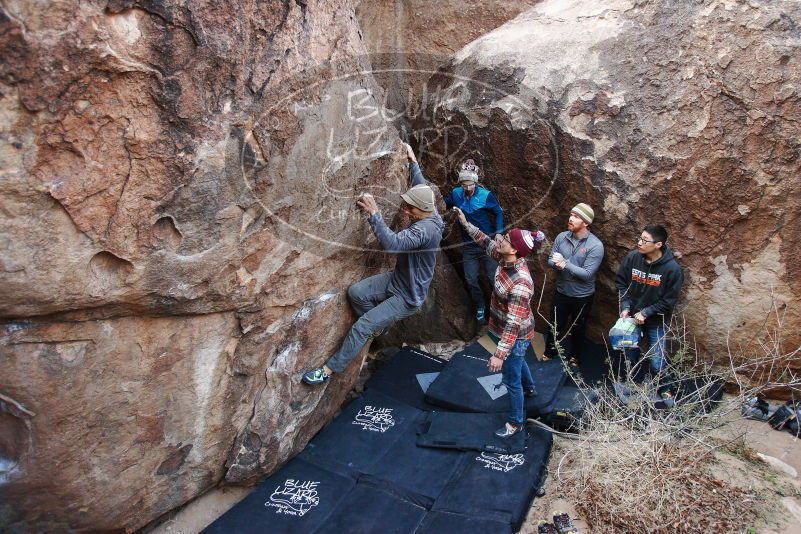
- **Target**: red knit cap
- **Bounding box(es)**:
[508,228,543,257]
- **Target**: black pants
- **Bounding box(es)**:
[545,291,594,360]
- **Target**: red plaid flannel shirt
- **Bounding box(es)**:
[467,224,540,360]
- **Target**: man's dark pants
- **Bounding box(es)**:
[545,290,594,360]
[463,242,498,311]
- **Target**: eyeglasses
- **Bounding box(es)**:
[498,233,512,245]
[637,236,657,244]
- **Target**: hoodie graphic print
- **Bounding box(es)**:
[614,246,684,327]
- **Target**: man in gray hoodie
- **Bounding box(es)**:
[303,143,443,385]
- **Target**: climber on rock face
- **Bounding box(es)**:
[444,158,504,323]
[303,142,443,386]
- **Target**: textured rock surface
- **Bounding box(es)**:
[416,0,801,361]
[356,0,540,117]
[0,0,467,531]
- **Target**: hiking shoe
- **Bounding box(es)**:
[537,520,558,534]
[476,308,486,322]
[302,367,330,386]
[524,386,538,398]
[495,422,522,438]
[741,396,770,421]
[552,511,579,533]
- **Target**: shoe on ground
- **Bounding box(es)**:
[495,422,522,438]
[476,308,486,322]
[537,520,558,534]
[302,367,330,386]
[552,511,579,533]
[741,396,770,421]
[524,386,538,398]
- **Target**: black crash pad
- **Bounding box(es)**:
[416,411,527,454]
[425,344,566,417]
[361,412,466,501]
[415,511,513,534]
[315,479,428,534]
[302,390,420,473]
[365,346,447,410]
[203,456,356,534]
[432,426,553,531]
[541,384,599,432]
[673,376,724,412]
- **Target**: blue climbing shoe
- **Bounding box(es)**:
[302,367,330,386]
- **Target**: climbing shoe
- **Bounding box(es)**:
[302,367,330,386]
[537,520,558,534]
[524,386,538,398]
[552,511,579,533]
[476,308,486,322]
[495,422,522,438]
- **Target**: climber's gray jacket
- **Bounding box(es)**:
[367,162,443,308]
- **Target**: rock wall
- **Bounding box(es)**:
[415,0,801,362]
[0,0,468,531]
[356,0,540,120]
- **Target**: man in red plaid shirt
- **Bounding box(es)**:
[454,207,545,437]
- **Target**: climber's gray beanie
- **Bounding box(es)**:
[400,184,435,212]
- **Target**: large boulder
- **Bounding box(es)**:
[415,0,801,362]
[356,0,540,116]
[0,0,465,530]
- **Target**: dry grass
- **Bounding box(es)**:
[535,288,800,533]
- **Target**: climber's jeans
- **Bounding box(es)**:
[326,272,419,373]
[501,339,536,428]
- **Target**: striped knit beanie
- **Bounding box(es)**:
[571,203,595,224]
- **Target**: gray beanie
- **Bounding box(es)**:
[400,184,435,212]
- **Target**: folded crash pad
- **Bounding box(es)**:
[203,456,356,534]
[432,426,553,532]
[365,346,447,410]
[302,389,420,473]
[425,344,566,416]
[416,411,527,454]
